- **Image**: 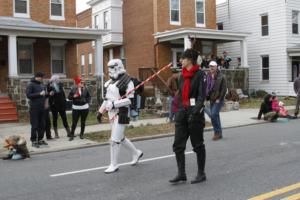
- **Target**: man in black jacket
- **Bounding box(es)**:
[26,72,48,148]
[170,49,207,184]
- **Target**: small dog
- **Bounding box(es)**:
[2,135,30,160]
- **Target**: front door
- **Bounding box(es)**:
[0,36,8,93]
[292,58,300,82]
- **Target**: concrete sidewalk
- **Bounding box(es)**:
[0,107,293,155]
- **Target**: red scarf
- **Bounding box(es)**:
[182,65,199,107]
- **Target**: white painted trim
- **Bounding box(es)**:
[81,53,85,76]
[50,0,65,21]
[169,0,181,26]
[260,13,269,37]
[13,0,30,18]
[195,0,206,28]
[8,35,18,77]
[109,48,114,60]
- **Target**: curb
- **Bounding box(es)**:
[28,121,266,155]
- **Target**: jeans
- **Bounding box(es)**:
[295,96,300,115]
[168,96,175,121]
[210,101,224,136]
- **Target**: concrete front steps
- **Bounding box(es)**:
[0,96,18,123]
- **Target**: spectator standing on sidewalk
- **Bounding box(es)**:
[26,72,48,148]
[294,72,300,117]
[206,61,227,141]
[169,49,207,184]
[167,67,179,122]
[48,75,71,138]
[68,77,91,141]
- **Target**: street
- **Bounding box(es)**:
[0,120,299,200]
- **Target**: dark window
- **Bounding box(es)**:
[170,0,180,23]
[196,0,204,24]
[261,15,269,36]
[292,11,299,34]
[51,46,65,74]
[51,0,63,17]
[262,56,269,80]
[217,23,224,30]
[104,11,108,29]
[15,0,27,14]
[18,44,33,74]
[292,60,300,81]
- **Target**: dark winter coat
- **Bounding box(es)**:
[177,69,206,114]
[258,94,273,120]
[207,70,227,103]
[26,78,46,110]
[47,82,67,111]
[68,86,91,106]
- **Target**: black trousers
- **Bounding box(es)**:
[44,109,52,139]
[70,109,89,136]
[52,109,69,129]
[173,108,206,154]
[30,108,45,142]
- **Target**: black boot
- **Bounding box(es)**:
[169,153,187,183]
[54,127,59,139]
[66,127,71,138]
[191,148,206,184]
[79,133,84,139]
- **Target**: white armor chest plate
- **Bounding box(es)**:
[106,81,121,102]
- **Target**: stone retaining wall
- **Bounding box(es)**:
[7,77,101,119]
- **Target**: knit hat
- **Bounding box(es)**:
[209,61,218,67]
[74,76,82,85]
[35,71,45,78]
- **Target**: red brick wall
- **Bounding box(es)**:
[0,0,76,27]
[123,0,155,78]
[31,38,77,79]
[154,0,216,32]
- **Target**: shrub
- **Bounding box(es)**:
[255,90,268,98]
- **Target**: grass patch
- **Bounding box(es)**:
[85,122,211,143]
[239,97,297,109]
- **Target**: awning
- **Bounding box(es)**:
[287,47,300,57]
[0,16,108,40]
[154,28,250,42]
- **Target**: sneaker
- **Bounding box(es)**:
[38,140,48,145]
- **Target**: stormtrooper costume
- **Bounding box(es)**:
[99,59,143,174]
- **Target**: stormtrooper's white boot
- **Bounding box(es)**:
[105,142,120,174]
[122,138,143,166]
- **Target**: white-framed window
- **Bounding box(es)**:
[17,40,34,75]
[261,14,269,36]
[88,53,92,75]
[170,0,181,25]
[50,0,65,20]
[51,45,65,74]
[217,22,223,30]
[14,0,30,18]
[292,10,299,34]
[81,54,85,75]
[103,11,109,30]
[195,0,205,27]
[261,55,269,80]
[94,15,99,29]
[171,48,184,68]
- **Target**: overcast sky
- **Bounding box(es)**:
[76,0,227,14]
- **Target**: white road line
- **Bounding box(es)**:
[50,151,194,177]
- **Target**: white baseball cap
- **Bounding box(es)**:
[209,61,218,67]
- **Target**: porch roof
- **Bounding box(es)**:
[154,28,250,42]
[0,17,108,40]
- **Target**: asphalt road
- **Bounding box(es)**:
[0,119,300,200]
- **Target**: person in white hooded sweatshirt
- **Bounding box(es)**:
[98,59,143,174]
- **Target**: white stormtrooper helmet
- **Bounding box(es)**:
[108,59,126,80]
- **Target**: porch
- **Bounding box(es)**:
[0,17,107,118]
